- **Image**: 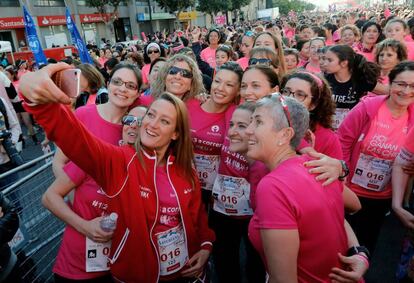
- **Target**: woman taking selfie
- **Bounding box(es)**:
[20,63,215,283]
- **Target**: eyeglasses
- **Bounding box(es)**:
[168,66,193,79]
[392,81,414,91]
[248,58,273,66]
[271,93,292,128]
[110,77,138,91]
[148,49,160,55]
[281,88,312,102]
[122,115,141,126]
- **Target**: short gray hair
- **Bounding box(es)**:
[256,94,309,149]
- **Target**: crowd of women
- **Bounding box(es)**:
[2,4,414,283]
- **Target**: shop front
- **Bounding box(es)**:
[37,15,69,49]
[80,13,110,46]
[0,17,26,52]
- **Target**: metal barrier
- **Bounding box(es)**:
[2,152,64,283]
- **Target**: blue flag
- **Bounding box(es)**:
[22,6,47,66]
[65,7,93,64]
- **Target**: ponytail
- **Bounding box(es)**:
[352,53,380,86]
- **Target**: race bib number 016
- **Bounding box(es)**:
[194,154,220,191]
[156,224,189,276]
[212,174,253,216]
[351,153,392,192]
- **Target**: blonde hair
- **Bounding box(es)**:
[151,54,205,102]
[340,24,361,39]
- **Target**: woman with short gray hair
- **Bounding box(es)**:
[247,94,368,282]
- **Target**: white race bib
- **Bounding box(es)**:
[212,174,253,216]
[333,108,350,131]
[85,238,111,272]
[351,153,393,192]
[194,154,220,191]
[156,224,189,276]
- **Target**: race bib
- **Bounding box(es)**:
[212,174,253,216]
[85,238,111,272]
[351,153,393,192]
[156,224,189,276]
[333,108,350,131]
[194,154,220,191]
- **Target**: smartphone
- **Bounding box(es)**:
[52,69,81,98]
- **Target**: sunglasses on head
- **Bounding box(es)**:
[248,58,272,66]
[168,66,193,79]
[148,49,160,55]
[122,115,141,126]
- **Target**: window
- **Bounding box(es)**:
[76,0,87,5]
[34,0,65,6]
[0,0,20,7]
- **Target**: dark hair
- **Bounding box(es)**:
[361,22,383,43]
[217,61,244,84]
[328,44,380,86]
[298,24,310,32]
[126,52,144,68]
[389,61,414,83]
[281,72,335,130]
[205,29,222,45]
[104,58,119,71]
[296,39,310,51]
[244,65,280,88]
[216,44,234,59]
[4,67,17,81]
[109,63,142,89]
[149,57,167,74]
[284,48,299,61]
[312,26,326,37]
[143,42,166,64]
[375,38,407,63]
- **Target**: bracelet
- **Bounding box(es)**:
[355,254,370,269]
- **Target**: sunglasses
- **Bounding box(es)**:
[110,78,138,91]
[122,115,141,126]
[148,49,160,55]
[248,58,273,66]
[168,66,193,79]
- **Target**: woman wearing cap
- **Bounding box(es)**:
[20,63,215,283]
[42,63,142,282]
[247,94,368,283]
[142,42,165,88]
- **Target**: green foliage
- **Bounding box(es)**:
[272,0,315,15]
[154,0,195,14]
[197,0,252,15]
[84,0,123,15]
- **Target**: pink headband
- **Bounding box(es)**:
[299,72,323,88]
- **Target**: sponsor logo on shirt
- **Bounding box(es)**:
[139,185,151,199]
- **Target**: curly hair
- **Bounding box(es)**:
[151,54,205,102]
[281,72,335,131]
[375,38,408,64]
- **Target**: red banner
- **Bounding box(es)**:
[0,17,25,30]
[37,15,66,27]
[80,13,110,23]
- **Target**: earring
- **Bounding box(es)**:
[278,141,283,146]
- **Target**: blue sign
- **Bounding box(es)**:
[65,7,93,64]
[137,13,146,21]
[22,6,47,66]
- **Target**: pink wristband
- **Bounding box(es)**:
[355,254,370,269]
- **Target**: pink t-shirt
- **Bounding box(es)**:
[314,124,343,160]
[350,102,409,199]
[405,35,414,42]
[403,127,414,153]
[86,93,97,105]
[237,57,249,71]
[304,62,320,74]
[404,41,414,61]
[188,99,227,191]
[248,161,268,212]
[142,63,151,84]
[200,47,217,68]
[248,155,347,282]
[154,166,181,233]
[53,104,122,279]
[356,49,375,62]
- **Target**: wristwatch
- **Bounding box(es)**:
[347,246,370,261]
[338,160,349,181]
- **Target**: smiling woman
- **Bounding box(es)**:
[20,61,215,282]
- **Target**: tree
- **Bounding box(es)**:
[272,0,315,15]
[85,0,123,42]
[197,0,230,18]
[154,0,195,15]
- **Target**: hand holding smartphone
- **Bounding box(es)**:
[52,69,81,98]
